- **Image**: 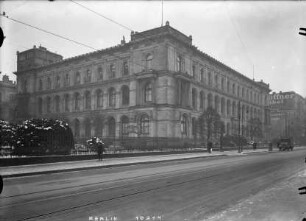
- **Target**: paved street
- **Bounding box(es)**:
[1,149,306,221]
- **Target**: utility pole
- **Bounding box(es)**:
[238,100,241,153]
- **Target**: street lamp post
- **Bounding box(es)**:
[238,101,242,153]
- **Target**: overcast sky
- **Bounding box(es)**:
[1,1,305,96]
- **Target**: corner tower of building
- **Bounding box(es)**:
[17,45,63,72]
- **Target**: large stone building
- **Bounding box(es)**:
[0,75,17,122]
[14,22,271,146]
[269,91,306,144]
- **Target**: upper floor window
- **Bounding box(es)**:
[221,78,225,91]
[109,64,116,79]
[97,66,103,80]
[121,85,130,106]
[74,93,81,111]
[55,75,61,88]
[232,83,236,95]
[64,94,70,112]
[55,95,60,112]
[96,89,103,108]
[237,86,240,97]
[192,64,196,78]
[176,55,184,72]
[64,73,70,86]
[38,79,43,91]
[75,72,81,85]
[47,77,51,90]
[85,91,91,109]
[208,72,212,86]
[200,68,204,83]
[84,69,91,83]
[215,74,219,88]
[145,83,152,103]
[192,88,197,109]
[227,80,230,92]
[123,61,129,75]
[108,87,116,107]
[146,54,153,70]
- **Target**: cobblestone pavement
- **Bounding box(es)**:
[204,168,306,221]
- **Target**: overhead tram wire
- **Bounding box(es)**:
[225,5,254,78]
[0,12,147,69]
[69,0,134,32]
[1,12,98,51]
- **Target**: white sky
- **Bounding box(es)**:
[1,1,305,96]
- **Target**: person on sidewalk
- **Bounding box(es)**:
[97,140,105,161]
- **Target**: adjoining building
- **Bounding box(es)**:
[14,22,271,146]
[269,91,306,144]
[0,75,17,122]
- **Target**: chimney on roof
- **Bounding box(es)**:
[166,21,170,26]
[121,36,126,45]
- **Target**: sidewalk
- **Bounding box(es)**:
[0,148,275,178]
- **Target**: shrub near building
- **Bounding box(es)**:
[13,119,74,156]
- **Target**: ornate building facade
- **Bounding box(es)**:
[0,75,17,122]
[15,22,271,145]
[269,91,306,143]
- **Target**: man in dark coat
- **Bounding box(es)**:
[97,141,105,161]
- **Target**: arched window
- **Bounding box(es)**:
[109,64,116,79]
[181,114,188,135]
[242,87,245,99]
[123,61,129,75]
[85,91,91,109]
[109,88,116,107]
[108,117,116,137]
[97,66,103,80]
[75,72,81,85]
[121,116,129,136]
[200,91,204,110]
[64,94,70,112]
[140,114,149,135]
[75,93,81,111]
[38,97,43,114]
[145,83,152,102]
[46,96,51,113]
[192,88,197,109]
[47,77,51,90]
[85,119,91,138]
[74,119,80,138]
[96,89,103,108]
[121,85,130,106]
[55,95,60,113]
[146,54,153,70]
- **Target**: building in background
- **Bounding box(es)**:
[269,91,306,144]
[14,22,271,146]
[0,75,17,122]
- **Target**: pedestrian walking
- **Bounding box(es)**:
[97,140,105,161]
